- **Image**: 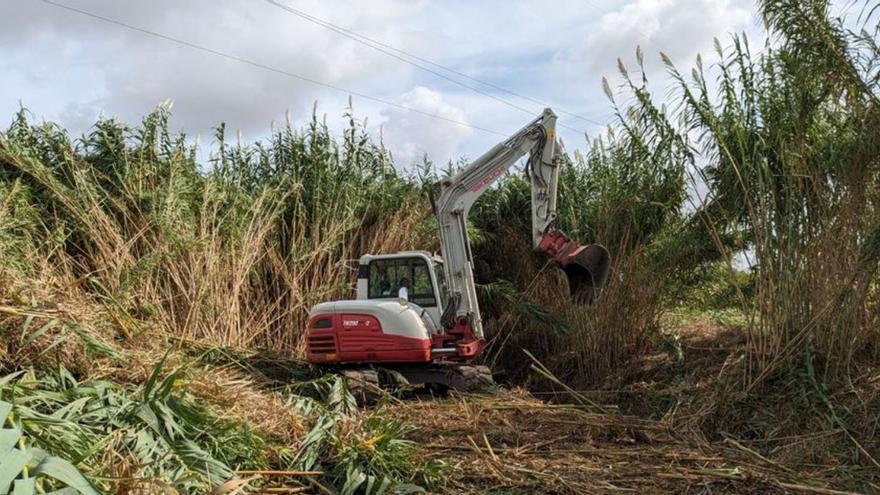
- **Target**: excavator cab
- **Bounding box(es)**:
[359,252,446,331]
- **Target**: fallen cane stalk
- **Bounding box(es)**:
[523,348,613,413]
[723,438,795,473]
[776,482,866,495]
[235,470,323,476]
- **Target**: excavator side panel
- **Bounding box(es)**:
[307,313,432,364]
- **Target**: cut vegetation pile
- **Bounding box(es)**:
[0,299,439,494]
[1,0,879,493]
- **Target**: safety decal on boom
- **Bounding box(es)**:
[470,165,507,192]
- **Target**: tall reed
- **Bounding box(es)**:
[662,1,880,384]
[0,108,431,354]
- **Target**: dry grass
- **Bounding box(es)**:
[184,364,306,444]
[481,227,667,388]
[391,388,873,495]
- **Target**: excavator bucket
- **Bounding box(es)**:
[561,244,611,305]
[536,229,611,305]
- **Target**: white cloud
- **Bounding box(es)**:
[0,0,783,167]
[380,86,473,169]
[568,0,755,77]
[0,0,428,140]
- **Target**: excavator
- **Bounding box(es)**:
[306,109,610,393]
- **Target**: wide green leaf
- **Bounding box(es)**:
[0,448,30,495]
[31,457,99,495]
[11,477,34,495]
[22,319,59,346]
[0,426,22,455]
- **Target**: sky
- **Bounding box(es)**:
[0,0,772,169]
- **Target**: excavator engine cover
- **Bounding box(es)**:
[562,244,610,305]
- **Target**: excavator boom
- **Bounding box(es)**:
[434,108,610,346]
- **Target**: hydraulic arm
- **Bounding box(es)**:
[434,108,610,345]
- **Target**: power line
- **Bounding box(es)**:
[39,0,508,137]
[261,0,538,121]
[262,0,606,131]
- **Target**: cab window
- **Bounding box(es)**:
[368,257,437,307]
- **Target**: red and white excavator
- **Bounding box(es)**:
[306,109,610,391]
